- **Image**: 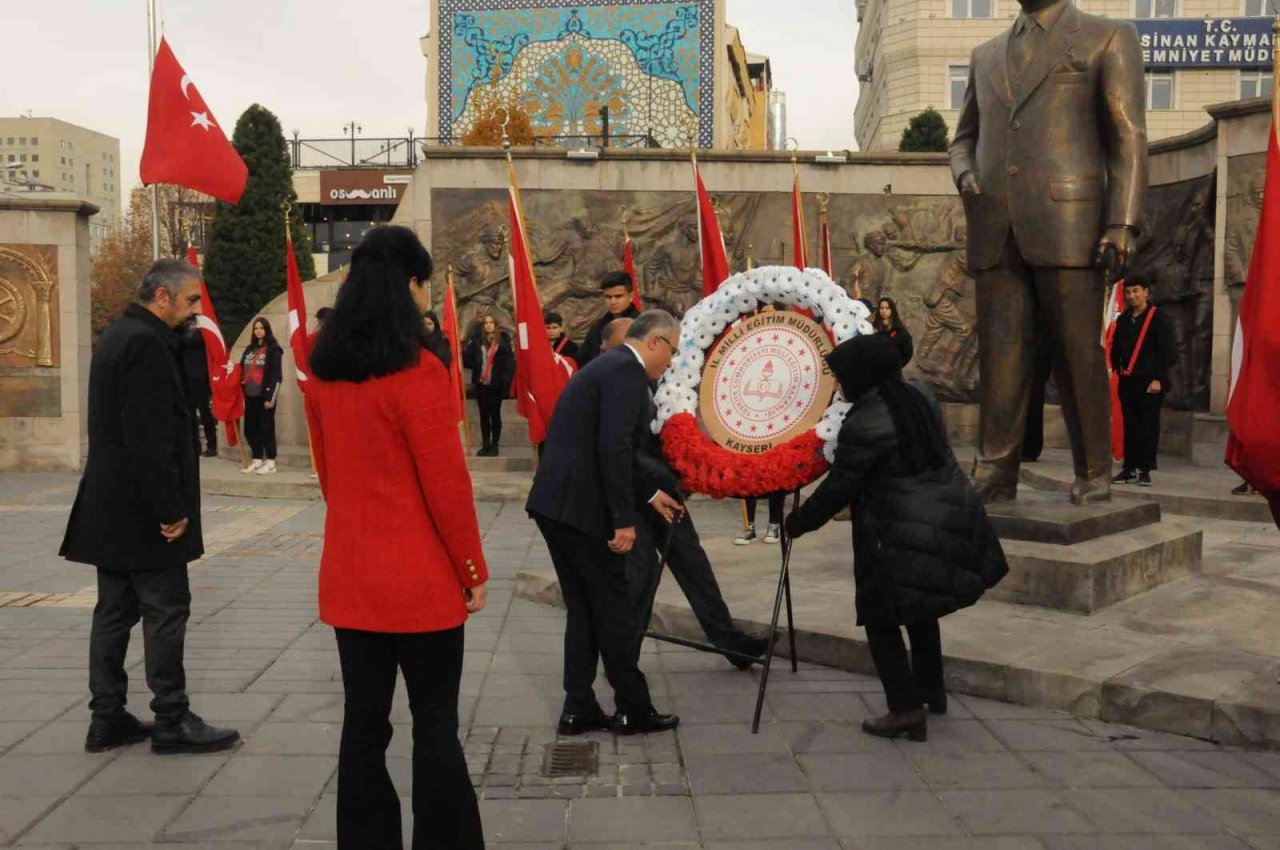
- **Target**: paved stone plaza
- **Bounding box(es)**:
[3,471,1280,848]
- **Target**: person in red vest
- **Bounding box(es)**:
[306,225,487,849]
[462,314,515,457]
[1110,278,1176,487]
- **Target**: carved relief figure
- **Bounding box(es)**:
[453,223,512,333]
[917,244,978,394]
[0,244,58,369]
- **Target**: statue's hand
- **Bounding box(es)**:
[1095,226,1138,277]
[958,171,982,196]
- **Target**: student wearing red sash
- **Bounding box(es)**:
[544,310,579,361]
[462,314,514,457]
[875,297,915,366]
[1110,279,1176,487]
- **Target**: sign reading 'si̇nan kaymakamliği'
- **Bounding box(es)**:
[1135,17,1274,69]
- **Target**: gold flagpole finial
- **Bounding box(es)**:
[787,137,801,178]
[816,191,830,219]
[493,107,512,162]
[618,204,631,240]
[687,113,698,165]
[282,200,292,242]
[746,243,755,270]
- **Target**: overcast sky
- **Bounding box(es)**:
[1,0,858,214]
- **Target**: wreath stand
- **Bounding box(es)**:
[641,490,801,734]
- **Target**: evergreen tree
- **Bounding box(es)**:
[203,104,314,345]
[898,108,950,153]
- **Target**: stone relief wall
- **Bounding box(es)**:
[0,244,58,370]
[430,188,979,400]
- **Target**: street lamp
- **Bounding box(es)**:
[343,121,363,167]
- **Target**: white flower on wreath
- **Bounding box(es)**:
[654,266,874,463]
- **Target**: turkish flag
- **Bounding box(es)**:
[792,176,808,269]
[622,235,642,311]
[188,247,243,446]
[694,161,729,298]
[285,232,310,390]
[442,270,467,424]
[1226,109,1280,527]
[508,163,573,445]
[140,37,247,204]
[1102,279,1126,462]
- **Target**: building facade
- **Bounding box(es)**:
[421,0,773,149]
[291,168,413,274]
[0,118,120,252]
[854,0,1277,152]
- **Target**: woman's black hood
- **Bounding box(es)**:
[825,333,903,401]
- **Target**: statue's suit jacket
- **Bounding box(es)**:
[949,1,1147,271]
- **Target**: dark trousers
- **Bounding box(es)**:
[629,511,746,653]
[475,384,504,448]
[88,565,191,721]
[192,394,216,453]
[333,626,483,850]
[1118,377,1163,473]
[535,516,653,716]
[243,396,277,460]
[1021,349,1053,462]
[865,619,943,714]
[975,235,1111,485]
[745,493,786,527]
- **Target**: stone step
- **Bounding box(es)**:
[986,490,1161,545]
[467,454,536,473]
[990,518,1204,614]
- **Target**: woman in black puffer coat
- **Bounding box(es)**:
[785,333,1007,742]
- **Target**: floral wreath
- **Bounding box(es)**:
[654,266,875,498]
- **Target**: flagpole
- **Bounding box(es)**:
[147,0,160,260]
[448,265,473,454]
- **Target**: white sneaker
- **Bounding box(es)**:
[240,459,264,474]
[255,460,277,475]
[763,523,781,544]
[734,527,757,545]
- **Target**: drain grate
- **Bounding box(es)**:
[540,741,599,777]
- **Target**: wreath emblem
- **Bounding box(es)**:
[654,266,874,498]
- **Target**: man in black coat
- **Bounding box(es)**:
[60,258,240,755]
[573,270,641,367]
[598,318,771,669]
[1110,278,1176,486]
[526,310,684,736]
[181,326,217,457]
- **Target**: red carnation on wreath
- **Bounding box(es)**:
[652,266,875,499]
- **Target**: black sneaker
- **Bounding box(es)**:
[1136,471,1152,487]
[1232,482,1256,496]
[1111,469,1136,484]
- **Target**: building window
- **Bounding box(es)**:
[1135,0,1176,16]
[951,0,994,16]
[1244,0,1280,14]
[1146,70,1175,109]
[32,170,39,178]
[1241,70,1274,98]
[948,65,970,108]
[19,154,26,162]
[31,154,37,162]
[30,137,36,145]
[4,138,12,146]
[18,138,26,145]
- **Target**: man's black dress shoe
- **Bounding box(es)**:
[151,711,240,754]
[923,689,948,715]
[85,711,153,753]
[726,634,770,670]
[614,710,680,735]
[557,710,614,736]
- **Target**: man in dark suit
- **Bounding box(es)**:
[599,319,771,669]
[949,0,1147,505]
[573,271,641,367]
[61,259,240,755]
[527,310,684,736]
[181,326,217,457]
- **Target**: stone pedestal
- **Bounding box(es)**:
[984,490,1202,614]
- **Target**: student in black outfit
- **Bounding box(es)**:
[544,310,579,361]
[875,297,914,366]
[181,326,217,457]
[462,315,515,457]
[239,317,283,475]
[526,311,684,736]
[422,310,451,369]
[1110,279,1176,487]
[575,271,640,367]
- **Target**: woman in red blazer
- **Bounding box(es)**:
[306,225,487,850]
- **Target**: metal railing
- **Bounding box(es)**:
[289,131,664,168]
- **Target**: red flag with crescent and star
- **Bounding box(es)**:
[1226,80,1280,527]
[140,37,247,204]
[188,246,243,446]
[508,161,574,445]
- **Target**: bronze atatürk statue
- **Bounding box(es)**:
[949,0,1148,505]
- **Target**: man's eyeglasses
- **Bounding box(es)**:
[655,336,679,354]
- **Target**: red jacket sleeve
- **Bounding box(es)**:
[396,358,489,589]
